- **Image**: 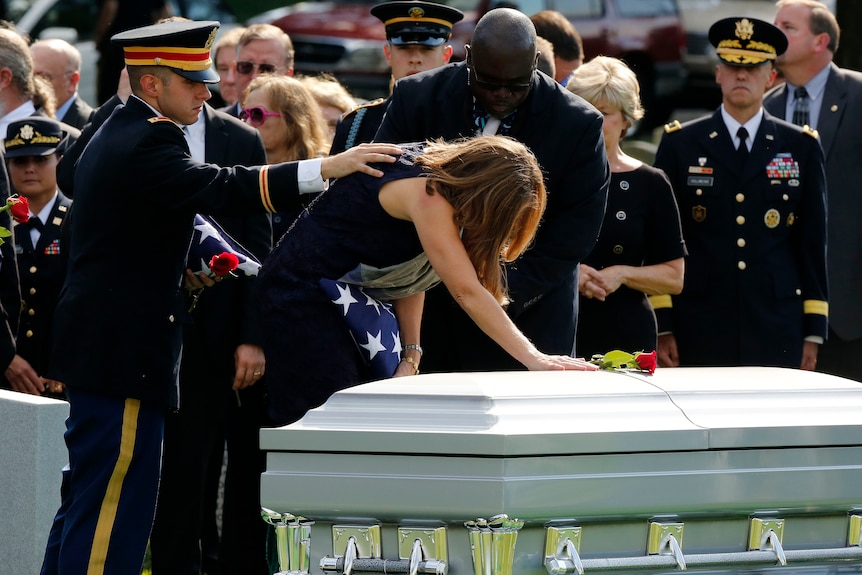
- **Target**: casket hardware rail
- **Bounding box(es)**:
[262,510,862,575]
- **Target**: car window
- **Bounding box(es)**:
[552,0,603,19]
[10,0,99,41]
[616,0,678,17]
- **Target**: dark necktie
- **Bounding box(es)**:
[737,127,749,164]
[18,218,42,250]
[792,86,810,127]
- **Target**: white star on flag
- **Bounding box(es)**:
[360,330,387,360]
[333,283,359,315]
[364,291,382,314]
[188,214,261,276]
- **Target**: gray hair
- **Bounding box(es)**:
[0,29,35,100]
[238,24,295,69]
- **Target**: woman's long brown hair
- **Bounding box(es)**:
[415,136,547,304]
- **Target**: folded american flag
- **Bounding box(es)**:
[188,214,260,277]
[319,279,402,380]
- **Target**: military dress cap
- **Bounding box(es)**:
[4,117,64,158]
[371,1,464,46]
[111,20,221,83]
[709,17,788,67]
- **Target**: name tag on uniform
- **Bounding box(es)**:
[688,176,714,186]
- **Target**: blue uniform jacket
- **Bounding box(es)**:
[48,96,303,406]
[654,109,828,367]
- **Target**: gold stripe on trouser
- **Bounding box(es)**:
[87,398,140,575]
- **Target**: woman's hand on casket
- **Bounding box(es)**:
[527,354,599,371]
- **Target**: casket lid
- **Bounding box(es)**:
[260,367,862,456]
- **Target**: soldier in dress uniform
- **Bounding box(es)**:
[329,0,463,153]
[653,17,828,370]
[2,118,71,399]
[39,20,400,575]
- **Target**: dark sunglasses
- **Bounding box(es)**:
[468,64,534,94]
[235,61,280,75]
[239,106,282,127]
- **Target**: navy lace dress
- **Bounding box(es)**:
[257,144,434,425]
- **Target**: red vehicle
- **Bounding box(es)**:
[260,0,686,119]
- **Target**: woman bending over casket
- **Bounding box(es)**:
[257,135,596,426]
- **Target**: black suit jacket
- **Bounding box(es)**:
[654,109,827,367]
[765,64,862,340]
[48,96,303,406]
[375,63,609,366]
[60,94,95,130]
[186,104,271,380]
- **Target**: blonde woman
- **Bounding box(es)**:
[241,74,330,239]
[567,56,686,359]
[257,137,597,426]
[299,73,356,143]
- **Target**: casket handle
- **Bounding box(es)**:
[544,537,584,575]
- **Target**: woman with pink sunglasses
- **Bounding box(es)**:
[240,74,331,241]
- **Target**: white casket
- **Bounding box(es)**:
[259,367,862,575]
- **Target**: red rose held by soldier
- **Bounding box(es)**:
[8,196,30,223]
[209,252,239,276]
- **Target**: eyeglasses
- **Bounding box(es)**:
[468,64,534,94]
[235,61,280,75]
[35,70,74,82]
[239,106,282,126]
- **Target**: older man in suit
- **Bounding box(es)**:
[375,8,609,371]
[30,39,94,129]
[764,0,862,380]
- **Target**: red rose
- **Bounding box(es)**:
[634,350,657,374]
[209,252,239,277]
[7,196,29,223]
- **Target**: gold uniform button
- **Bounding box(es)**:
[613,244,624,254]
[738,261,747,270]
[29,266,37,274]
[696,189,703,196]
[783,194,789,201]
[168,315,175,323]
[28,309,35,316]
[29,287,36,295]
[25,330,33,338]
[736,193,745,203]
[736,215,745,225]
[796,289,802,296]
[737,238,746,247]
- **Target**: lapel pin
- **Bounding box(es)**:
[709,131,718,139]
[831,104,838,112]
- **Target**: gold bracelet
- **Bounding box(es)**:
[401,356,420,375]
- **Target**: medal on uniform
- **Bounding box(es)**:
[764,209,780,229]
